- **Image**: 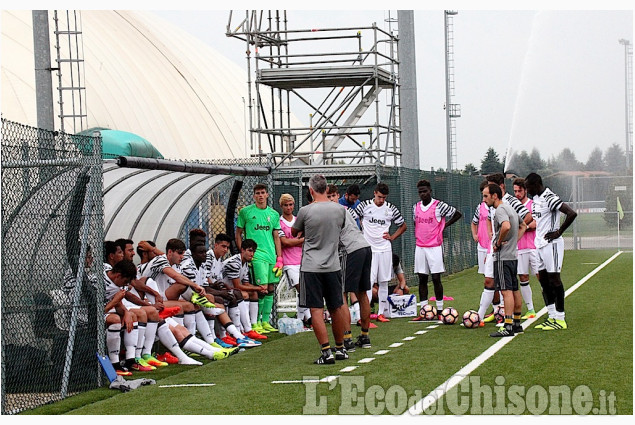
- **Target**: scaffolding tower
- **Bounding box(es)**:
[444,10,461,172]
[53,10,88,134]
[226,11,402,168]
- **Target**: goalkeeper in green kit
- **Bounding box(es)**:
[236,183,284,333]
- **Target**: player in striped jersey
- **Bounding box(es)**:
[471,180,493,326]
[525,173,577,331]
[410,179,462,320]
[478,173,533,325]
[353,183,407,322]
[220,239,266,345]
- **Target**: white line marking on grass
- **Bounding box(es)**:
[402,336,416,341]
[272,375,339,384]
[159,383,216,388]
[358,358,375,363]
[405,251,623,416]
[581,262,599,265]
[389,343,403,348]
[374,350,390,355]
[426,325,439,329]
[340,366,358,372]
[415,330,428,335]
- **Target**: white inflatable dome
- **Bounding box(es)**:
[2,10,296,160]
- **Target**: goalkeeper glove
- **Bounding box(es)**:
[272,257,284,278]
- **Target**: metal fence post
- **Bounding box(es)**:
[59,133,101,398]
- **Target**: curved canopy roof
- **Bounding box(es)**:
[103,161,230,249]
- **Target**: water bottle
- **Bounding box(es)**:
[279,314,289,335]
[295,318,304,333]
[287,317,298,335]
[290,318,301,335]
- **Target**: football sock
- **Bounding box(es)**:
[554,284,565,316]
[250,300,259,326]
[204,314,216,340]
[257,296,265,323]
[262,293,274,323]
[181,334,207,355]
[478,288,495,321]
[184,311,197,335]
[361,329,369,336]
[195,311,216,344]
[107,323,122,363]
[547,303,556,318]
[519,280,534,311]
[224,322,245,340]
[238,300,253,332]
[297,294,309,321]
[436,300,444,313]
[157,322,191,362]
[378,282,389,315]
[215,320,226,338]
[174,314,184,326]
[513,312,521,326]
[321,342,331,355]
[504,316,513,331]
[135,322,147,358]
[229,306,242,332]
[123,322,139,361]
[344,330,352,340]
[142,320,159,357]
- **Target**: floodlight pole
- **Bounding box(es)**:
[618,38,633,171]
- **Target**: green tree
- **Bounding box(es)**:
[604,143,627,175]
[550,147,582,172]
[528,148,546,173]
[584,147,605,171]
[462,163,478,175]
[480,147,503,175]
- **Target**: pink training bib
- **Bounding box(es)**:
[477,202,491,252]
[279,218,303,266]
[517,199,536,250]
[414,200,445,247]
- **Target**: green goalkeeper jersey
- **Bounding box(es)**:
[236,204,281,263]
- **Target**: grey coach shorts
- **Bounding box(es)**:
[493,260,519,291]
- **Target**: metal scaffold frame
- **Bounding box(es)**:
[226,10,402,169]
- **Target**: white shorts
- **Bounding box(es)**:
[121,299,138,311]
[477,249,489,276]
[537,239,564,273]
[283,265,300,289]
[370,250,393,284]
[517,250,539,276]
[414,245,445,275]
[481,252,494,278]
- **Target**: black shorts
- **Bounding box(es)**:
[342,247,372,293]
[299,271,344,310]
[494,260,519,291]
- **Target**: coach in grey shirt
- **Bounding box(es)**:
[292,174,348,364]
[483,183,527,337]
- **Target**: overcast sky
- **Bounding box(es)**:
[151,4,632,171]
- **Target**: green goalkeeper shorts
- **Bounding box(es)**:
[251,259,280,285]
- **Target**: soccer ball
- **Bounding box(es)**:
[462,310,481,328]
[494,306,505,324]
[419,304,437,321]
[441,307,459,325]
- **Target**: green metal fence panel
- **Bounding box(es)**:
[1,118,105,414]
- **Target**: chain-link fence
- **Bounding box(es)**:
[542,175,633,250]
[1,118,105,414]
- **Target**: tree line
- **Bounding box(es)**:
[457,143,631,177]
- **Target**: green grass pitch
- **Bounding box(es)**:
[21,249,632,415]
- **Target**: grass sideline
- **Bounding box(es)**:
[20,249,632,415]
